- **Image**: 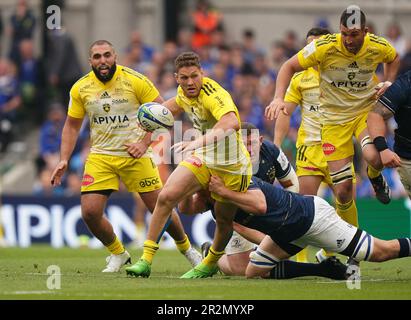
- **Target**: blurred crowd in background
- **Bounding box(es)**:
[1,0,411,199]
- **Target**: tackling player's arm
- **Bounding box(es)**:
[265,55,305,120]
[368,101,400,168]
[208,175,267,215]
[51,115,84,186]
[278,166,299,193]
[233,222,265,245]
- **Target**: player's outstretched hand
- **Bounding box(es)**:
[264,98,288,120]
[50,160,68,186]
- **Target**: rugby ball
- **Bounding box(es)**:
[137,102,174,132]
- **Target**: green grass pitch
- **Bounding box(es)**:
[1,245,411,300]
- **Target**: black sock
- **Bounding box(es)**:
[398,238,411,258]
[269,260,347,280]
[269,260,326,279]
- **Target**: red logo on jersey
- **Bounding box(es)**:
[185,156,203,168]
[322,143,336,155]
[82,174,95,186]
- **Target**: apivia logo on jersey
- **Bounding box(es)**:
[1,196,215,248]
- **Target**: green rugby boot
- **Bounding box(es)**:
[125,259,151,278]
[180,262,219,279]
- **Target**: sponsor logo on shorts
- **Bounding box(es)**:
[185,156,203,168]
[322,143,336,155]
[82,174,94,186]
[139,176,160,188]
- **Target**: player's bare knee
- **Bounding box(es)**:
[157,189,178,209]
[81,208,101,223]
[334,184,353,203]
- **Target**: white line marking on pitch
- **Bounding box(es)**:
[3,291,59,295]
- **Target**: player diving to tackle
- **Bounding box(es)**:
[209,175,411,279]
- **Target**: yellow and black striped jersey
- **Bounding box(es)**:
[68,65,159,157]
[297,33,397,124]
[176,77,249,171]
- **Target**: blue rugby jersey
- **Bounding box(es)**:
[378,70,411,160]
[233,177,315,243]
[255,140,292,183]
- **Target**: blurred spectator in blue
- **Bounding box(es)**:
[8,0,36,65]
[399,46,411,75]
[176,28,193,54]
[125,30,155,63]
[208,29,226,62]
[38,103,65,170]
[45,28,82,107]
[385,22,409,58]
[122,43,151,74]
[237,93,264,131]
[255,53,276,136]
[269,41,288,74]
[196,45,214,75]
[0,59,21,153]
[315,17,331,31]
[283,30,299,58]
[210,45,235,90]
[241,28,265,65]
[18,39,44,124]
[33,167,64,196]
[64,171,82,197]
[158,71,177,101]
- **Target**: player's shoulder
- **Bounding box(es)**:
[261,139,280,156]
[71,71,93,89]
[315,33,338,48]
[368,33,392,47]
[201,77,226,96]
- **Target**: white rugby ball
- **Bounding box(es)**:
[137,102,174,132]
